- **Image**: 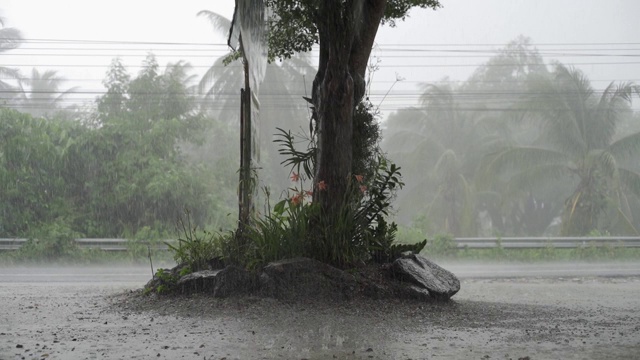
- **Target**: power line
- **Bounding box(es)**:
[6,52,640,59]
[16,39,640,46]
[3,77,637,84]
[19,38,229,46]
[4,62,640,68]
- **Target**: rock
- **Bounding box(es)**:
[142,255,459,303]
[259,257,359,301]
[177,266,257,297]
[391,253,460,300]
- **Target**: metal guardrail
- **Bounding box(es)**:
[0,238,171,252]
[1,237,640,252]
[454,236,640,249]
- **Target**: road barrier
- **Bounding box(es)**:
[454,236,640,249]
[1,236,640,252]
[0,238,171,252]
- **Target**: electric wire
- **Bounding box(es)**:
[3,39,640,114]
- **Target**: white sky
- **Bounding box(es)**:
[2,0,640,114]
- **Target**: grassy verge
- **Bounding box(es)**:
[412,234,640,262]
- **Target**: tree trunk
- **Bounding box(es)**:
[312,0,386,215]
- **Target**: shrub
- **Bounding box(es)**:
[245,101,407,268]
[167,210,222,271]
[425,234,458,257]
[15,219,82,262]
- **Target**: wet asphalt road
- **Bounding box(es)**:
[1,261,640,283]
[1,262,640,360]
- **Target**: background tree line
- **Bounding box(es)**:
[2,8,639,242]
[383,37,640,238]
[0,54,239,238]
[0,11,311,241]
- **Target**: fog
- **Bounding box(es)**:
[3,3,640,359]
[1,3,639,245]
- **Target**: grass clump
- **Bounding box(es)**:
[167,209,225,273]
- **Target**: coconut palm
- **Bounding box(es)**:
[383,82,504,236]
[198,10,315,195]
[15,68,79,118]
[482,64,640,235]
[0,16,22,104]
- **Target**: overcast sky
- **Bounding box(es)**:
[2,0,639,114]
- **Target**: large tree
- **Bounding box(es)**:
[266,0,441,215]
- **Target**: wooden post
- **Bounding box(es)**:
[238,56,252,242]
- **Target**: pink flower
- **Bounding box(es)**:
[305,190,313,197]
[354,174,364,183]
[359,185,367,194]
[291,193,303,206]
[316,180,327,191]
[290,172,300,182]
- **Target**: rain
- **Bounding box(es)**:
[1,1,640,359]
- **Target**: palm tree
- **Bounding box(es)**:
[383,83,503,236]
[482,64,640,235]
[15,68,79,118]
[197,10,315,195]
[0,16,22,104]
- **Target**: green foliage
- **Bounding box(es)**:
[247,102,406,268]
[424,234,458,257]
[153,268,179,294]
[0,109,79,235]
[97,57,130,120]
[243,194,317,269]
[482,64,640,236]
[352,100,382,181]
[15,219,82,262]
[264,0,441,61]
[381,37,640,238]
[124,226,171,260]
[167,210,222,271]
[351,158,406,264]
[275,128,316,181]
[0,54,237,256]
[398,229,639,262]
[572,241,626,260]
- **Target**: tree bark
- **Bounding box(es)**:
[312,0,386,215]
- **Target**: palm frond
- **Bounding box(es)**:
[0,27,22,52]
[589,81,637,149]
[618,167,640,199]
[481,145,570,180]
[608,131,640,161]
[526,69,587,157]
[0,66,20,79]
[595,150,618,180]
[433,149,460,179]
[503,163,572,199]
[198,56,241,97]
[197,10,232,38]
[613,206,639,236]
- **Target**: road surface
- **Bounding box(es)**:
[1,262,639,359]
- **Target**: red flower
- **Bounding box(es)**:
[305,190,313,197]
[291,193,303,206]
[316,180,327,191]
[354,174,364,183]
[290,172,300,182]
